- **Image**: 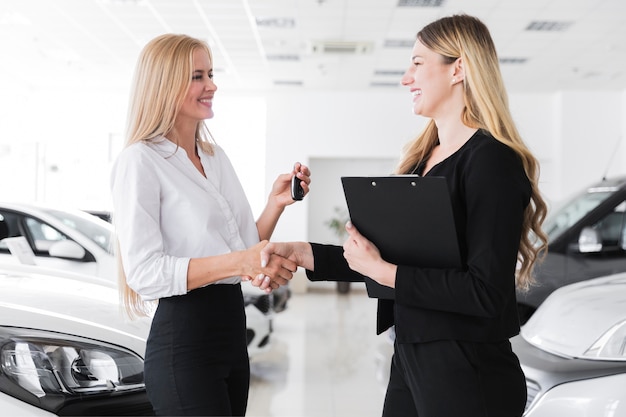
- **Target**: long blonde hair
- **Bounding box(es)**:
[118,34,217,318]
[395,15,548,291]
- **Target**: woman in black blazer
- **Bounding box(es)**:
[252,14,547,417]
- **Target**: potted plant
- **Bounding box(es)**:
[325,206,351,294]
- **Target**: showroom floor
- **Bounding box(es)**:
[247,281,392,417]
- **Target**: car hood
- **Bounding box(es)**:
[521,272,626,359]
[0,263,150,358]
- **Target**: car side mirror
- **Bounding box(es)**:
[48,240,86,260]
[578,227,602,253]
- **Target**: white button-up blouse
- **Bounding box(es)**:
[110,137,259,301]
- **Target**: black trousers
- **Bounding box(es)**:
[144,284,250,416]
[382,339,526,417]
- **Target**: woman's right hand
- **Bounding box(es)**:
[247,241,314,292]
[243,241,297,291]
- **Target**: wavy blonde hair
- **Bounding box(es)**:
[118,34,217,318]
[395,15,548,291]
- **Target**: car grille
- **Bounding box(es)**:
[525,378,541,412]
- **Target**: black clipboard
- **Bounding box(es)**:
[341,175,462,299]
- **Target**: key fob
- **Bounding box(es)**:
[291,175,305,201]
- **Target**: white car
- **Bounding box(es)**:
[0,202,116,279]
[0,202,273,355]
[0,262,271,416]
[0,263,151,416]
[512,272,626,416]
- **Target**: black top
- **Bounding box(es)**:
[307,130,530,343]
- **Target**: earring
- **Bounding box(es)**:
[452,78,456,84]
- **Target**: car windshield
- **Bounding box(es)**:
[42,208,113,254]
[543,187,616,242]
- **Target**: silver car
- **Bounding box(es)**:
[513,273,626,416]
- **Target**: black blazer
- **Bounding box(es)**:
[306,131,528,344]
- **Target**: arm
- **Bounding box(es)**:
[111,146,297,300]
[248,241,313,291]
[253,240,367,291]
[259,241,315,270]
[187,241,296,290]
[256,163,311,241]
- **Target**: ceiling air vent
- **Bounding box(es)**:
[371,81,401,87]
[499,57,528,65]
[309,41,374,55]
[266,54,300,61]
[384,39,415,48]
[374,70,405,76]
[525,21,572,31]
[256,17,295,29]
[398,0,445,7]
[273,80,303,86]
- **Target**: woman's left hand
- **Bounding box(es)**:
[343,221,397,288]
[270,162,311,208]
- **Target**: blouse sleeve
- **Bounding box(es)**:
[110,146,189,300]
[394,142,530,318]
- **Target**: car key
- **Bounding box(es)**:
[291,175,305,201]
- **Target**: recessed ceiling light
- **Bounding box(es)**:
[256,17,295,29]
[384,39,414,48]
[266,54,300,61]
[274,80,303,86]
[525,21,572,31]
[370,81,401,87]
[499,57,528,65]
[309,41,374,55]
[397,0,445,7]
[374,70,405,76]
[96,0,146,4]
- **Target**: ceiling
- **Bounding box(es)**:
[1,0,626,95]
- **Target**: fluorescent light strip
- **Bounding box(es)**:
[192,0,241,86]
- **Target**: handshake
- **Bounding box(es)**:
[242,241,314,293]
[242,221,396,292]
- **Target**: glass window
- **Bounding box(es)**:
[544,189,616,242]
[590,202,626,250]
[41,209,113,254]
[25,217,67,252]
[0,211,23,252]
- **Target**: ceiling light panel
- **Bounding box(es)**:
[499,57,528,64]
[525,21,573,31]
[256,17,295,28]
[397,0,445,7]
[374,70,405,76]
[384,39,414,48]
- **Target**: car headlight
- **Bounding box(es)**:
[0,326,144,414]
[583,320,626,360]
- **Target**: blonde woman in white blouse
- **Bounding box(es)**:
[110,34,310,416]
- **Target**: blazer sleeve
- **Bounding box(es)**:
[305,243,366,283]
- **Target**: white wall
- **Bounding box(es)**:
[2,86,626,244]
[264,89,626,242]
[264,90,423,242]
